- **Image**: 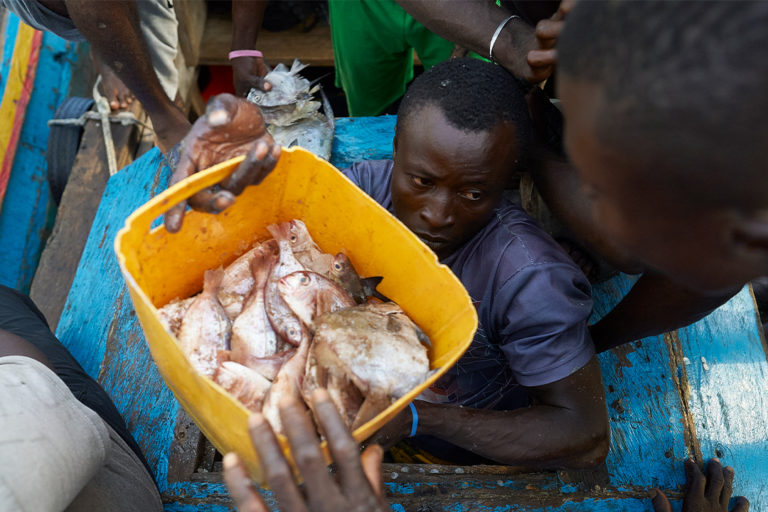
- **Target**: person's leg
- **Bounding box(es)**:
[0,355,110,512]
[329,0,412,116]
[0,286,153,476]
[62,0,189,152]
[66,422,163,512]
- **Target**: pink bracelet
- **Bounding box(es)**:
[228,50,263,60]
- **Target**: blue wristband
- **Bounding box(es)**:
[408,402,418,437]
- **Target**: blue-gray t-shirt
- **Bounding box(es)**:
[341,160,595,410]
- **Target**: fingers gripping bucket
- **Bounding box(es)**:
[114,147,478,483]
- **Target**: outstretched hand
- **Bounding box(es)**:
[651,459,749,512]
[164,93,281,233]
[223,389,389,512]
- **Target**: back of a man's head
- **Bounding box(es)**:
[396,57,532,157]
[558,0,768,207]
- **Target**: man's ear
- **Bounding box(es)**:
[733,209,768,251]
[392,134,398,159]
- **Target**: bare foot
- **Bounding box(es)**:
[91,49,134,111]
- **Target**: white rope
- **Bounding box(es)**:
[46,77,154,176]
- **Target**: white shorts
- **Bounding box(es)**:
[0,356,162,512]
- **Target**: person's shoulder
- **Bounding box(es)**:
[485,201,579,273]
[339,160,393,207]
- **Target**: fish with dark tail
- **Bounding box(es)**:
[278,270,356,329]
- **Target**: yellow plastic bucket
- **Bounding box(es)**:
[114,147,478,483]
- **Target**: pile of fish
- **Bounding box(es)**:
[247,60,334,161]
[158,219,430,434]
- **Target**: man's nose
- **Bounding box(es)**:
[420,196,455,229]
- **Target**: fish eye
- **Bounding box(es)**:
[299,275,309,284]
[290,235,298,242]
[333,262,343,271]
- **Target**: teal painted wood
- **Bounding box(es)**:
[55,117,767,511]
[56,148,180,490]
[591,275,690,490]
[0,20,80,292]
[330,115,397,169]
[676,289,768,510]
[0,14,19,79]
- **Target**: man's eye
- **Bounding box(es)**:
[459,190,482,201]
[410,175,431,187]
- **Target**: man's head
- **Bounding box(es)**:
[391,57,531,258]
[558,1,768,293]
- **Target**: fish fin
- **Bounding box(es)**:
[319,87,335,132]
[203,268,225,294]
[360,275,393,303]
[266,221,291,242]
[351,391,393,431]
[217,350,232,365]
[288,138,299,147]
[413,324,432,348]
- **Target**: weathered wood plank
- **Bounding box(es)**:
[56,148,180,490]
[30,102,148,328]
[0,23,79,293]
[676,288,768,508]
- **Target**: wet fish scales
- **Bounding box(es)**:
[177,269,232,377]
[278,270,355,329]
[231,246,279,359]
[213,361,271,412]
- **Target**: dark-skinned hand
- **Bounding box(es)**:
[526,0,577,81]
[651,459,749,512]
[164,93,281,233]
[364,403,416,451]
[232,56,272,97]
[222,389,389,512]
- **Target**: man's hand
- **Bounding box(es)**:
[164,93,281,233]
[232,57,272,97]
[525,0,577,82]
[651,459,749,512]
[365,404,414,451]
[223,390,389,512]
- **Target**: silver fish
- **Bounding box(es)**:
[286,219,334,276]
[231,245,279,359]
[310,303,430,399]
[158,296,195,336]
[278,270,356,329]
[177,269,232,377]
[265,222,310,346]
[261,335,311,435]
[219,239,278,320]
[213,361,272,412]
[247,59,334,160]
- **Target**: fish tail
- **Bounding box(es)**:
[250,246,273,287]
[203,268,225,294]
[266,221,291,243]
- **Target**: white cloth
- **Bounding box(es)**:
[0,356,163,512]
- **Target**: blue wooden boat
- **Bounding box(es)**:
[3,12,768,511]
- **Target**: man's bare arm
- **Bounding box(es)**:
[231,0,271,96]
[370,357,609,468]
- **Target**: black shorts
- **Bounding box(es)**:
[0,285,153,476]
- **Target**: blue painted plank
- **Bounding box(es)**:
[330,116,396,169]
[0,15,20,92]
[676,287,768,511]
[56,148,179,489]
[591,275,690,491]
[0,25,80,292]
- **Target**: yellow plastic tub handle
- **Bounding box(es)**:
[128,154,248,235]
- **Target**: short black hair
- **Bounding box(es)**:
[558,1,768,201]
[397,57,532,159]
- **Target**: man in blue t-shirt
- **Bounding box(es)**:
[344,58,608,467]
